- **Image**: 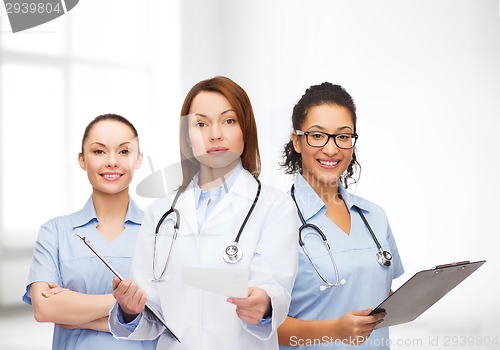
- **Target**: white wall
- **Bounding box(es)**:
[177,0,500,338]
[1,0,499,345]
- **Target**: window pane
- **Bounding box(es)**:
[69,0,149,64]
[0,9,66,55]
[0,64,65,246]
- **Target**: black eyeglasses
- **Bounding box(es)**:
[296,130,358,149]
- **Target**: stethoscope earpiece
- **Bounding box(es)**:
[319,278,347,291]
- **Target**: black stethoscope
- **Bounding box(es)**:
[151,178,261,282]
[290,185,392,291]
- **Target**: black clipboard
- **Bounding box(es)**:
[370,260,486,328]
[75,233,181,343]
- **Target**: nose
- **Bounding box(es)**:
[209,124,223,141]
[321,136,339,155]
[106,153,119,167]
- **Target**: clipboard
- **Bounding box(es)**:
[75,233,181,343]
[370,260,486,328]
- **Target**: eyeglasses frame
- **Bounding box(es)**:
[295,129,358,149]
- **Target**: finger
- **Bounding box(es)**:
[129,284,146,305]
[351,308,371,316]
[124,289,146,315]
[235,309,260,325]
[227,297,253,309]
[113,279,135,305]
[114,278,133,295]
[112,276,121,290]
[42,290,54,297]
[367,312,386,325]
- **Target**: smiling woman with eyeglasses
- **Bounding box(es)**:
[278,83,404,350]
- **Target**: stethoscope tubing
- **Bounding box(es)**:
[152,177,261,281]
[291,184,392,289]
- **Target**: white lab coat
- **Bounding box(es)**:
[110,169,298,349]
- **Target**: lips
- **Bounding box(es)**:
[318,159,340,167]
[100,173,123,181]
[207,146,229,154]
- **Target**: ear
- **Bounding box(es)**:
[135,152,144,169]
[291,132,302,154]
[78,153,86,170]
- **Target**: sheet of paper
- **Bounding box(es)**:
[182,266,249,298]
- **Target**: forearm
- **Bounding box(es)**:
[278,316,338,346]
[31,282,115,325]
[59,316,110,333]
[78,316,110,332]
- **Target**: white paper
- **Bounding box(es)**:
[182,267,249,298]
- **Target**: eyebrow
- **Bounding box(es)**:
[89,142,133,147]
[306,125,354,132]
[193,109,236,118]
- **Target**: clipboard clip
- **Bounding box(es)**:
[434,260,470,269]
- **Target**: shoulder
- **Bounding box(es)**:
[144,195,175,218]
[346,191,388,218]
[35,212,78,248]
[39,197,96,234]
[41,208,80,231]
[260,182,291,200]
[258,181,295,213]
[240,170,291,200]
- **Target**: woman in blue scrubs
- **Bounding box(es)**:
[22,114,156,350]
[278,83,404,349]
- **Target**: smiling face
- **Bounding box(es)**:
[187,91,244,180]
[292,103,355,192]
[78,120,142,197]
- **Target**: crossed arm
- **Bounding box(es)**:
[30,282,115,332]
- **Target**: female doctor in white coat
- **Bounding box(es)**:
[109,76,298,349]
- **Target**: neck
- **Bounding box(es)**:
[303,172,343,206]
[198,161,240,191]
[92,189,129,222]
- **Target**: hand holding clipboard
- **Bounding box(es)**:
[76,233,180,343]
[370,260,486,328]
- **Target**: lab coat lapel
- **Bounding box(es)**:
[202,170,257,234]
[174,183,199,236]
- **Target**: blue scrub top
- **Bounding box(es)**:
[23,196,156,350]
[280,173,404,350]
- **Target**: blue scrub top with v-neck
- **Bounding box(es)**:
[280,173,404,350]
[23,196,156,350]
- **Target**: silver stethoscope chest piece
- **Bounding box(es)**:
[223,243,243,263]
[376,250,393,267]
